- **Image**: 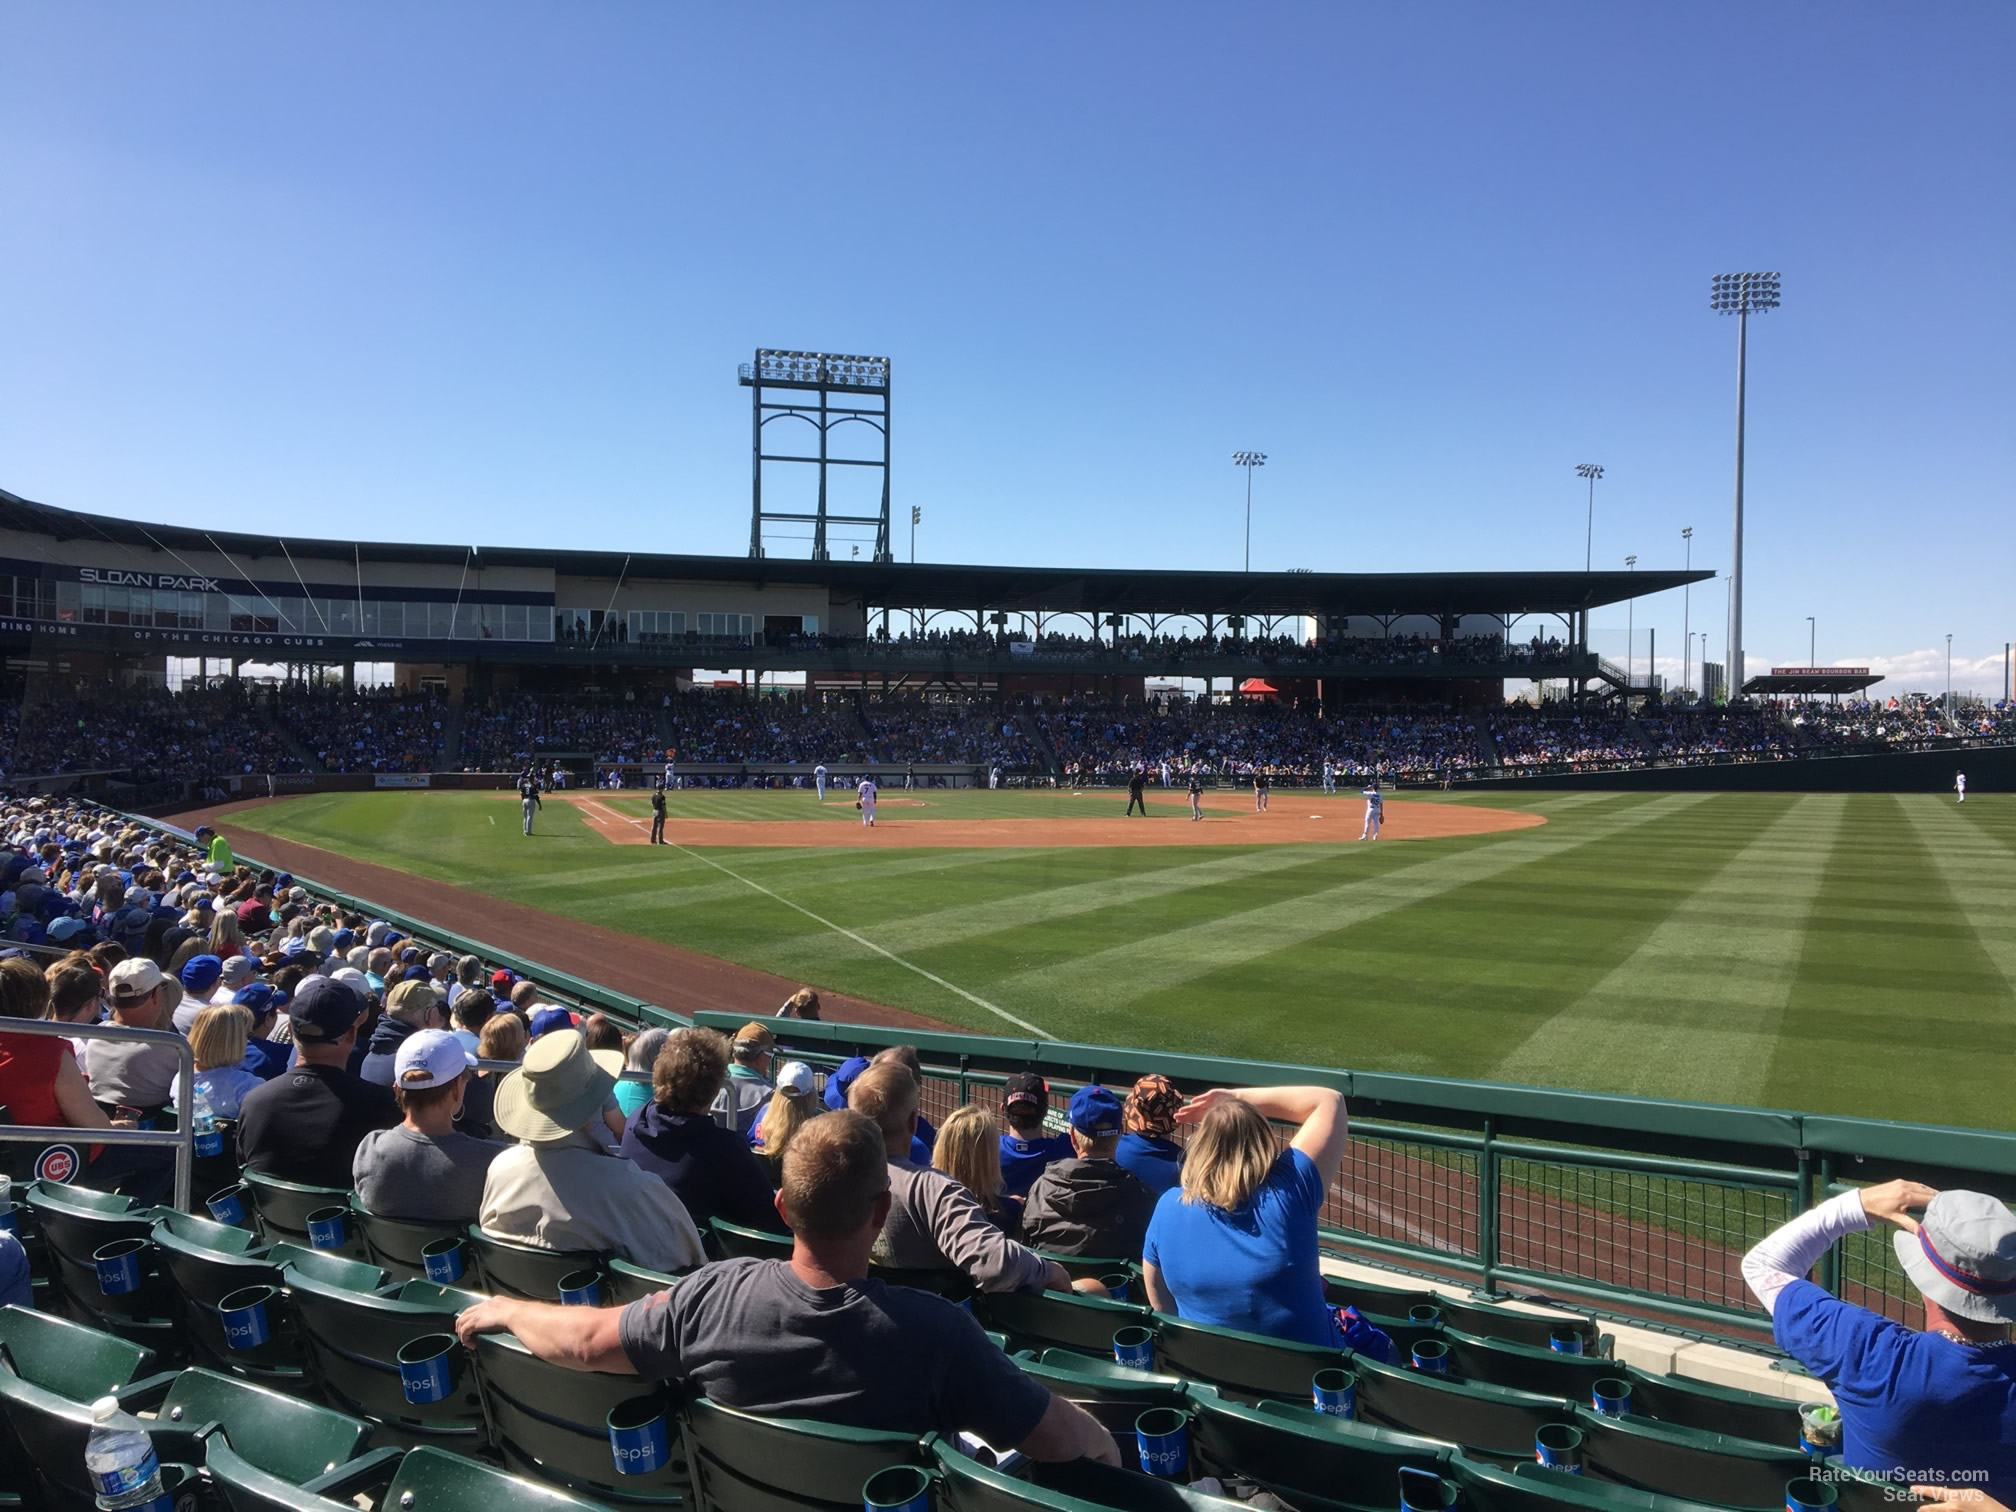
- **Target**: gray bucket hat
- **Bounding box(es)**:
[1894,1190,2016,1325]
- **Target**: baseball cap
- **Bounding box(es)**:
[288,975,364,1044]
[774,1061,815,1098]
[427,952,453,974]
[1123,1074,1183,1138]
[331,966,372,1000]
[528,1006,575,1039]
[233,983,288,1017]
[398,946,422,965]
[400,964,432,984]
[332,928,356,951]
[1003,1072,1049,1114]
[107,958,165,1001]
[46,917,91,944]
[1068,1085,1125,1138]
[179,955,224,996]
[366,922,389,947]
[218,955,257,990]
[732,1022,776,1058]
[1895,1191,2016,1324]
[394,1028,476,1091]
[491,969,517,992]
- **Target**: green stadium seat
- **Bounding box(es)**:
[975,1286,1154,1357]
[603,1257,683,1306]
[708,1216,793,1262]
[283,1265,489,1452]
[1324,1274,1445,1318]
[20,1179,178,1353]
[1190,1395,1453,1512]
[151,1209,315,1383]
[1020,1349,1190,1409]
[680,1396,926,1512]
[1351,1351,1572,1461]
[1453,1455,1731,1512]
[468,1224,605,1300]
[1029,1249,1137,1284]
[1356,1307,1445,1357]
[472,1329,688,1506]
[0,1316,181,1512]
[1438,1297,1600,1353]
[931,1436,1252,1511]
[1616,1366,1802,1447]
[0,1301,166,1401]
[203,1436,614,1512]
[352,1208,467,1282]
[146,1366,380,1487]
[869,1261,978,1303]
[1442,1327,1618,1399]
[242,1172,370,1261]
[1570,1403,1812,1508]
[1150,1313,1350,1403]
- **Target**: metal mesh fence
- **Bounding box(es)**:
[1326,1133,1480,1261]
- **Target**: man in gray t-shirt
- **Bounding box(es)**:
[352,1029,502,1221]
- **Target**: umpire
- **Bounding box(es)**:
[650,778,667,845]
[1126,768,1148,817]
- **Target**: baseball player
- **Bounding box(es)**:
[649,778,667,844]
[989,764,1001,790]
[1125,768,1148,816]
[814,763,829,801]
[663,755,677,791]
[857,775,877,827]
[518,769,542,836]
[1253,769,1270,812]
[1359,781,1383,841]
[1159,758,1171,788]
[1322,759,1336,794]
[904,761,916,792]
[1956,771,1967,803]
[1187,770,1203,821]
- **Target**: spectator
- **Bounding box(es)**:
[194,824,234,875]
[615,1026,667,1119]
[0,955,122,1136]
[83,958,182,1115]
[237,976,398,1189]
[449,954,484,1008]
[353,1028,503,1222]
[1116,1073,1186,1199]
[621,1028,787,1234]
[459,1009,525,1140]
[872,1044,938,1155]
[168,1004,263,1117]
[447,985,493,1055]
[711,1022,776,1137]
[932,1103,1022,1238]
[751,1060,819,1182]
[0,1230,28,1310]
[175,955,223,1031]
[479,1028,706,1272]
[453,1110,1117,1464]
[999,1072,1073,1199]
[208,908,245,962]
[44,959,106,1055]
[775,987,821,1021]
[823,1055,871,1112]
[1021,1086,1156,1261]
[234,984,292,1081]
[1142,1084,1377,1354]
[210,954,257,1005]
[848,1061,1077,1295]
[582,1012,626,1055]
[359,979,446,1086]
[1741,1181,2016,1495]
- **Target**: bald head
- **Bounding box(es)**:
[848,1061,921,1153]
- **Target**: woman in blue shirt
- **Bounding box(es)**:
[1141,1083,1356,1349]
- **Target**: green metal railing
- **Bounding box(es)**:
[702,1011,2016,1341]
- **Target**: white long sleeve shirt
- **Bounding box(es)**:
[1741,1189,1869,1316]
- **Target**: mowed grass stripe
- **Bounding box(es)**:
[987,793,1711,1013]
[527,845,1064,911]
[1489,794,1847,1102]
[1894,796,2016,997]
[1763,796,2014,1117]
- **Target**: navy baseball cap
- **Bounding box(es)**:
[1068,1085,1125,1138]
[288,975,364,1044]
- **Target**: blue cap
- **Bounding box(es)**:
[401,964,432,983]
[180,954,224,995]
[527,1006,575,1038]
[332,928,355,949]
[1068,1085,1125,1137]
[824,1055,873,1112]
[233,983,288,1015]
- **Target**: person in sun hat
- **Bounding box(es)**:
[1116,1072,1186,1200]
[235,975,398,1189]
[1019,1085,1156,1260]
[477,1028,706,1273]
[351,1027,503,1222]
[1742,1181,2016,1494]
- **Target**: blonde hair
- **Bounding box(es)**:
[478,1012,527,1067]
[189,1004,252,1073]
[1180,1100,1277,1212]
[847,1061,919,1140]
[758,1082,819,1159]
[933,1103,1004,1209]
[208,911,244,955]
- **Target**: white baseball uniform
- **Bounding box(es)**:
[815,764,829,800]
[1159,760,1171,788]
[858,777,877,827]
[1360,787,1383,841]
[1956,772,1967,803]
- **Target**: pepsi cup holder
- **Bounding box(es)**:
[205,1184,248,1228]
[861,1464,935,1512]
[1134,1406,1189,1479]
[1411,1338,1451,1375]
[397,1333,461,1406]
[192,1126,224,1159]
[1535,1423,1584,1473]
[1312,1366,1358,1419]
[1797,1403,1841,1456]
[606,1396,675,1477]
[1548,1327,1584,1355]
[1099,1273,1131,1303]
[422,1238,467,1285]
[94,1237,148,1296]
[217,1285,275,1351]
[1111,1325,1155,1371]
[1407,1304,1443,1326]
[1786,1476,1840,1512]
[558,1268,603,1306]
[1591,1378,1632,1417]
[304,1206,349,1252]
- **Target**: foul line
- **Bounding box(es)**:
[665,840,1053,1040]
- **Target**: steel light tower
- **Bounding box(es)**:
[1624,554,1638,689]
[1233,452,1267,572]
[1710,272,1780,700]
[1806,616,1815,667]
[910,505,921,564]
[1947,633,1954,713]
[1576,464,1604,571]
[1681,526,1694,696]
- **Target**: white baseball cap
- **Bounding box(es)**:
[107,958,165,1000]
[774,1061,816,1098]
[395,1028,476,1091]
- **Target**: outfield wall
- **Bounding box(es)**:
[1484,742,2016,793]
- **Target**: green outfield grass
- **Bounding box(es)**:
[227,787,2016,1129]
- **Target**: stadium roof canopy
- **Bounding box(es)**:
[0,487,1709,616]
[1741,668,1883,697]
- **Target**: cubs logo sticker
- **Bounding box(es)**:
[34,1144,80,1183]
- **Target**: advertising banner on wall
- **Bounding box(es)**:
[373,774,434,789]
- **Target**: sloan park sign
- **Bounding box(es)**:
[77,566,222,592]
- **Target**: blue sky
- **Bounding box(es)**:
[4,3,2011,696]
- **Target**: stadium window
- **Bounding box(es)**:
[530,604,553,641]
[503,603,526,640]
[179,592,204,629]
[327,599,358,635]
[154,591,179,629]
[425,602,450,638]
[377,601,402,636]
[80,582,106,624]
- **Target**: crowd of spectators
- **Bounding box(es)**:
[273,689,447,774]
[793,626,1576,671]
[660,692,869,766]
[861,696,1038,767]
[0,684,304,791]
[461,693,661,770]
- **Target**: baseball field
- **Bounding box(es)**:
[213,785,2015,1131]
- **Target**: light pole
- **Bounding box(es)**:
[1723,573,1732,701]
[1625,554,1638,691]
[1233,452,1267,572]
[1711,272,1781,701]
[1681,526,1693,696]
[1947,633,1954,713]
[1806,616,1815,667]
[910,504,921,564]
[1576,464,1604,572]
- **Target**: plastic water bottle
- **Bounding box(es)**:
[189,1091,221,1159]
[84,1397,166,1511]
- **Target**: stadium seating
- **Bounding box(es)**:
[1150,1313,1352,1403]
[680,1395,926,1511]
[1350,1351,1571,1461]
[1569,1405,1811,1508]
[708,1215,793,1261]
[1189,1392,1455,1512]
[466,1224,607,1300]
[242,1172,373,1261]
[352,1207,467,1282]
[203,1437,614,1512]
[22,1180,179,1354]
[975,1285,1155,1357]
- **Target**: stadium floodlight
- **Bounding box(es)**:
[1625,555,1638,692]
[1232,452,1267,572]
[1710,271,1782,701]
[1681,526,1694,696]
[1806,615,1816,667]
[1575,464,1604,571]
[910,504,922,563]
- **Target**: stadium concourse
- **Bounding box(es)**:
[2,791,2014,1509]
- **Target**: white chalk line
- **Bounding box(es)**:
[664,840,1053,1040]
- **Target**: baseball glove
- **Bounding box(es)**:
[854,800,863,809]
